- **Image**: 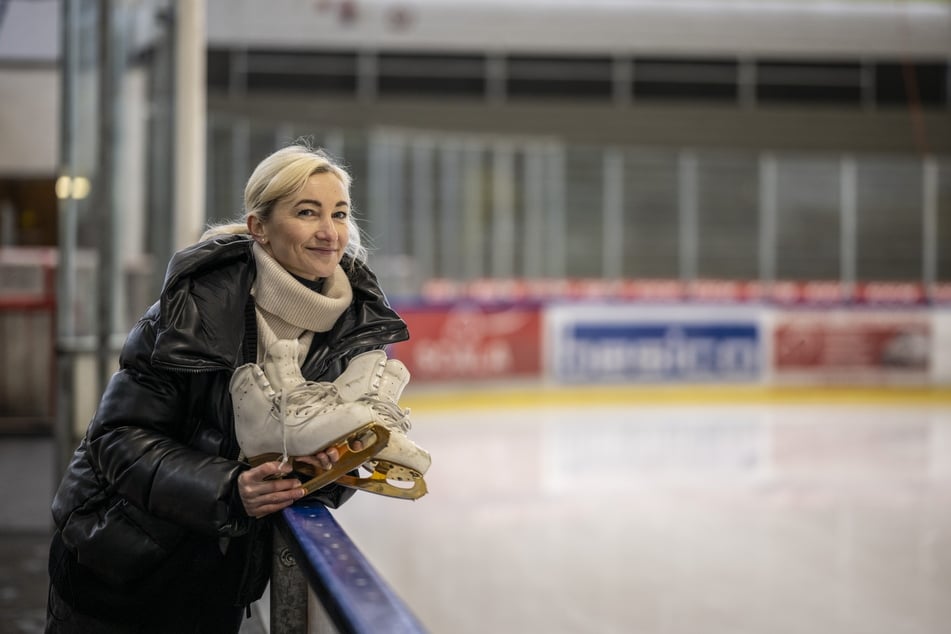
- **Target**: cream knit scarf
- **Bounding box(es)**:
[250,242,353,364]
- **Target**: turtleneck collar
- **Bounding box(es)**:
[250,242,353,338]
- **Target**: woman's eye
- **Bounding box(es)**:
[297,208,315,217]
[333,210,348,220]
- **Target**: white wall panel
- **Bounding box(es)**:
[0,70,58,175]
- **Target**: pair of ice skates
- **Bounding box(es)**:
[229,341,430,500]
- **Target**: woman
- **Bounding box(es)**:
[46,144,410,632]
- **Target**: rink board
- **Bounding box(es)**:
[392,301,949,387]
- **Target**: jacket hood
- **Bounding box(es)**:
[152,235,256,371]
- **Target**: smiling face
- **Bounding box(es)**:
[248,171,351,280]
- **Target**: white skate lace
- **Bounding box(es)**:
[358,396,412,433]
[274,381,340,463]
[278,388,290,464]
[282,382,340,417]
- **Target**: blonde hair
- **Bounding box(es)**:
[202,144,367,263]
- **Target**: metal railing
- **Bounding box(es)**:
[271,500,428,634]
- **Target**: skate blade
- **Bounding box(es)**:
[336,462,428,500]
[248,424,391,495]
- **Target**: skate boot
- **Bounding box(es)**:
[229,350,389,496]
[333,352,432,500]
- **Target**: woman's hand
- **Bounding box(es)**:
[294,439,363,472]
[238,441,364,518]
[238,460,304,518]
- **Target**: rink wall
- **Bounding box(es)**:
[389,280,951,388]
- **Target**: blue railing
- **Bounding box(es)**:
[271,499,428,634]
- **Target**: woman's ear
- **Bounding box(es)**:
[247,216,268,244]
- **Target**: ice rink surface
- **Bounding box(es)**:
[332,387,951,634]
[4,387,950,634]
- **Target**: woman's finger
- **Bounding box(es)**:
[238,460,304,517]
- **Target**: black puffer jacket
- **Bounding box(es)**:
[49,235,409,611]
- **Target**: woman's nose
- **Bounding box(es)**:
[315,217,337,241]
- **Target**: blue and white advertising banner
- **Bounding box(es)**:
[547,305,764,383]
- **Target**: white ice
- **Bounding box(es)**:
[333,395,951,634]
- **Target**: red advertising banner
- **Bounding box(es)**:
[774,314,930,372]
[391,304,542,381]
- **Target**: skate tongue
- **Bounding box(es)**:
[263,339,306,392]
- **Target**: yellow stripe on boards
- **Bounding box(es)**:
[402,384,951,412]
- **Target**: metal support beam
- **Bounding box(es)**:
[462,141,484,279]
[491,142,516,278]
[678,151,699,281]
[603,148,624,278]
[95,0,119,396]
[438,142,462,279]
[545,143,566,278]
[759,153,778,283]
[411,139,436,281]
[271,527,309,634]
[173,0,206,248]
[923,156,938,299]
[523,145,545,278]
[840,155,857,299]
[54,0,80,480]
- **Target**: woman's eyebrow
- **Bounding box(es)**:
[295,199,350,207]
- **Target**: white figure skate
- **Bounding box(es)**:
[229,342,389,495]
[332,351,432,500]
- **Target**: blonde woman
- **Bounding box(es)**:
[47,144,412,633]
